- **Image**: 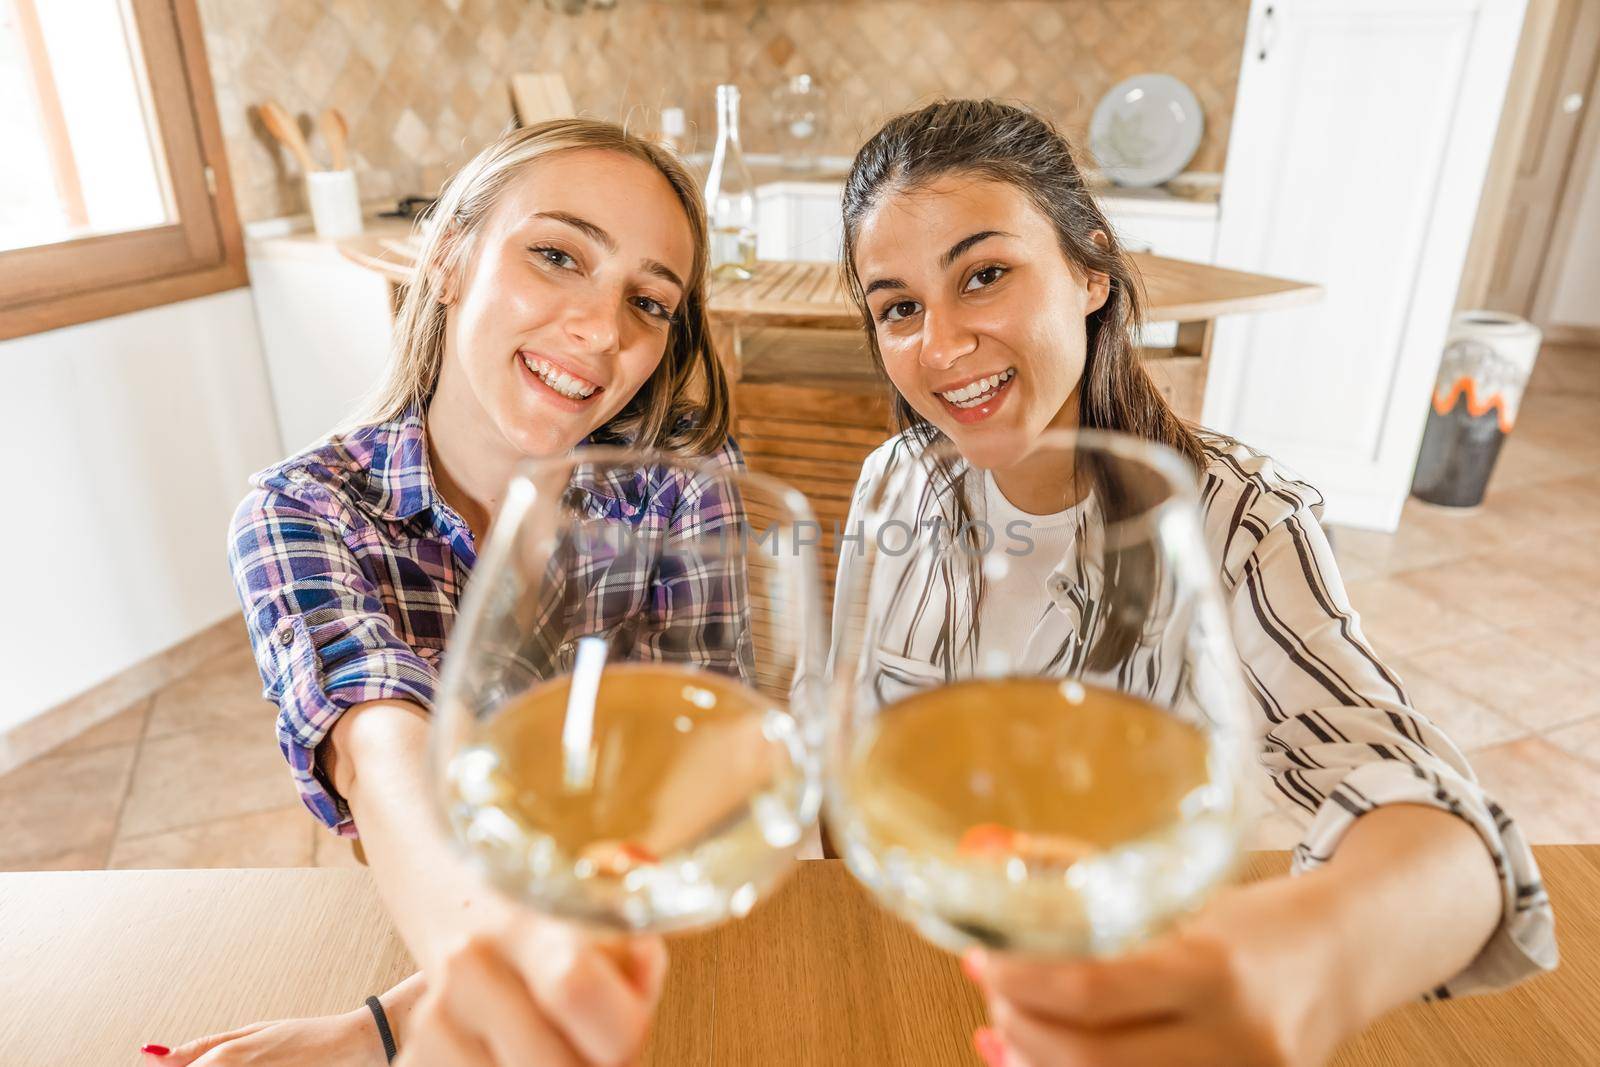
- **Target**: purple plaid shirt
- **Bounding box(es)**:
[228,407,748,834]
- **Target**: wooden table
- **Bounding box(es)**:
[338,237,1318,381]
[705,256,1318,408]
[339,241,1320,330]
[706,255,1320,335]
[2,850,1593,1066]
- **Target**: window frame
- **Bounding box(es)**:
[0,0,246,341]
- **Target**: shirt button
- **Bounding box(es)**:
[276,624,295,647]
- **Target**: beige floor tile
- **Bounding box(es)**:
[1545,717,1600,772]
[0,744,139,867]
[1405,631,1600,734]
[1479,474,1600,535]
[1503,605,1600,683]
[1526,345,1600,397]
[1469,738,1600,844]
[144,643,276,740]
[47,698,152,757]
[1343,577,1497,657]
[1476,533,1600,609]
[107,804,314,869]
[118,718,301,839]
[1394,555,1589,631]
[1509,423,1600,471]
[1326,521,1469,580]
[1326,490,1540,580]
[312,826,368,868]
[1485,434,1595,492]
[1387,655,1527,753]
[1393,498,1531,556]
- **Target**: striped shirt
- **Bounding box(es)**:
[228,408,749,835]
[833,430,1556,996]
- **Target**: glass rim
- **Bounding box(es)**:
[865,427,1201,543]
[504,444,820,529]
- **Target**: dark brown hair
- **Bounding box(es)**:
[842,98,1202,466]
[841,99,1203,669]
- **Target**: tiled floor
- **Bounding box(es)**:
[2,345,1597,872]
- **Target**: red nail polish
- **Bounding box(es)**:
[973,1026,1006,1067]
[140,1045,171,1057]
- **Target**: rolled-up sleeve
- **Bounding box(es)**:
[1234,500,1557,995]
[229,488,438,834]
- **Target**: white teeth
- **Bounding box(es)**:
[940,368,1014,406]
[523,355,598,399]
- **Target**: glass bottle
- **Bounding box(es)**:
[704,84,757,281]
[772,74,828,172]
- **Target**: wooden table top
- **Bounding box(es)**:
[709,255,1321,329]
[2,850,1592,1066]
[337,235,1320,329]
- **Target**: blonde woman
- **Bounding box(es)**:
[145,120,738,1066]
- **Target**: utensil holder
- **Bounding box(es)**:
[306,169,362,239]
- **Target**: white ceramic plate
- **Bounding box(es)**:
[1089,74,1204,188]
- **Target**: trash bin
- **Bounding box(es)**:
[1411,311,1543,508]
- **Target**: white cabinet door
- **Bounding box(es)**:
[1203,0,1526,530]
[248,245,394,452]
[756,183,844,263]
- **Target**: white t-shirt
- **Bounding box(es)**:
[972,471,1086,670]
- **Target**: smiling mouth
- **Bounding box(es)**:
[521,353,603,401]
[938,368,1015,409]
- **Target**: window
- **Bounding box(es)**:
[0,0,244,340]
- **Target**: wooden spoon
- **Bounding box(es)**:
[319,107,349,171]
[258,100,317,173]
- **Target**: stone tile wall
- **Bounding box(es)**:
[198,0,1247,222]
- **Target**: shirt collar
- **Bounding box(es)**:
[356,406,442,522]
[356,407,667,523]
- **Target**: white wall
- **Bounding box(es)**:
[1544,149,1600,331]
[0,290,284,732]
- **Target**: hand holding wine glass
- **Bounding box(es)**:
[410,449,822,1064]
[829,431,1258,1056]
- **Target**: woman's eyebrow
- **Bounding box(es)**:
[533,211,683,293]
[642,259,685,294]
[941,230,1015,268]
[861,229,1017,297]
[532,210,616,252]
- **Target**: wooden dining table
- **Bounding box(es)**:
[338,235,1318,404]
[2,849,1594,1066]
[705,255,1319,337]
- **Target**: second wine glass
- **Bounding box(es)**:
[827,429,1254,958]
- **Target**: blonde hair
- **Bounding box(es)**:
[363,118,730,456]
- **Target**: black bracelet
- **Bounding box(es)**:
[366,994,398,1063]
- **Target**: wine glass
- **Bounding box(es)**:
[430,448,824,934]
[826,429,1254,957]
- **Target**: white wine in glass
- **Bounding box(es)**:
[432,449,824,933]
[828,430,1253,957]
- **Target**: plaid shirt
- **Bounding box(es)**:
[228,408,748,834]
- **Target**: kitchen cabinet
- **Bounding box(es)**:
[246,221,405,452]
[756,181,845,264]
[1204,0,1528,530]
